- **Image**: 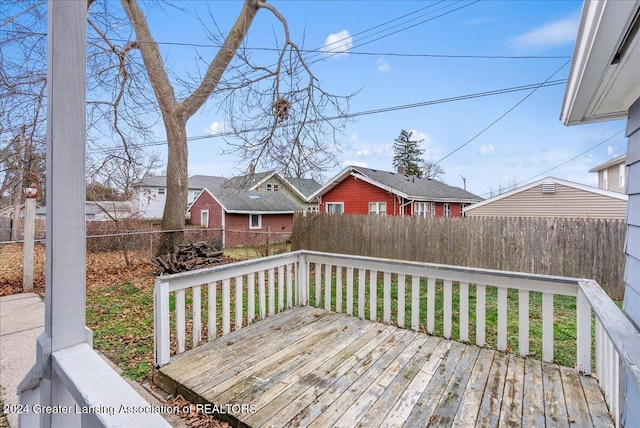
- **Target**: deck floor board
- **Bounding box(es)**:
[156,306,613,428]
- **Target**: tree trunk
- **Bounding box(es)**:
[159,109,188,253]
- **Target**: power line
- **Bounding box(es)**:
[87,79,567,155]
[434,59,571,165]
[477,129,625,198]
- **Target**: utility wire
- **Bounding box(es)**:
[434,59,572,165]
[87,79,567,155]
[506,130,624,192]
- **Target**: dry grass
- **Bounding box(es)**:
[0,243,230,428]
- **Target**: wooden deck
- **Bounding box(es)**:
[154,306,613,428]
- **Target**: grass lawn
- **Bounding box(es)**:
[307,273,580,367]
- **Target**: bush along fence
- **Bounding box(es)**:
[291,214,627,300]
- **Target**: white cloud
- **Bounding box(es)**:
[350,133,359,143]
[376,58,390,72]
[206,121,226,135]
[607,146,615,156]
[511,13,579,50]
[479,144,495,157]
[322,30,352,56]
[356,148,371,157]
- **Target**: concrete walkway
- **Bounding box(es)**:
[0,293,186,427]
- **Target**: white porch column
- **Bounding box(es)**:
[18,2,89,426]
[22,191,38,292]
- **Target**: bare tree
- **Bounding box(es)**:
[4,1,350,251]
[119,0,350,248]
[421,159,445,180]
[487,178,520,198]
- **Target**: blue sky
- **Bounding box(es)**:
[145,0,627,198]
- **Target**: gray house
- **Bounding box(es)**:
[561,0,640,425]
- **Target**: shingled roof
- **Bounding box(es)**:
[200,188,305,213]
[312,166,482,203]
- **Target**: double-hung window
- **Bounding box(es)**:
[443,203,451,217]
[369,202,387,216]
[415,202,429,218]
[326,202,344,214]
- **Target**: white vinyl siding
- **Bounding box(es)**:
[465,182,627,220]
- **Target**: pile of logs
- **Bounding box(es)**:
[153,241,224,275]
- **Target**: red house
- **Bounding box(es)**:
[188,187,304,247]
[310,166,482,217]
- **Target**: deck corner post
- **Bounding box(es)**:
[154,279,171,367]
[297,252,308,305]
[576,283,592,374]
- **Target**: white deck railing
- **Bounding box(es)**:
[154,250,640,427]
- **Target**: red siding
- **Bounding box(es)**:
[225,213,293,247]
[320,175,465,217]
[321,176,398,215]
[189,191,224,228]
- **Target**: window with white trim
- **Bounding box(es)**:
[266,183,279,192]
[443,203,451,217]
[326,202,344,214]
[158,187,165,195]
[619,164,625,188]
[415,202,429,218]
[431,202,436,217]
[201,209,209,227]
[369,202,387,216]
[192,191,199,202]
[249,214,262,229]
[307,206,319,213]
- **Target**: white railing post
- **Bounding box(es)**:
[296,252,308,305]
[154,279,170,366]
[576,288,592,374]
[542,292,554,362]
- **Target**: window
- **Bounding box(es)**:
[192,191,199,202]
[326,202,344,214]
[266,183,279,192]
[415,202,429,218]
[431,202,436,217]
[369,202,387,216]
[619,164,625,188]
[307,206,319,213]
[158,187,165,195]
[201,210,209,228]
[603,170,608,189]
[443,203,451,218]
[249,214,262,229]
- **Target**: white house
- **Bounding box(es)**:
[132,175,225,219]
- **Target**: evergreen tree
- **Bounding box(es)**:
[393,130,424,177]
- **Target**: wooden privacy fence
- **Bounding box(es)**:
[291,214,627,300]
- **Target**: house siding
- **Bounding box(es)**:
[189,191,223,229]
[320,176,397,215]
[622,96,640,428]
[225,213,293,247]
[465,182,627,220]
[320,175,466,217]
[598,164,629,193]
[252,176,317,211]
